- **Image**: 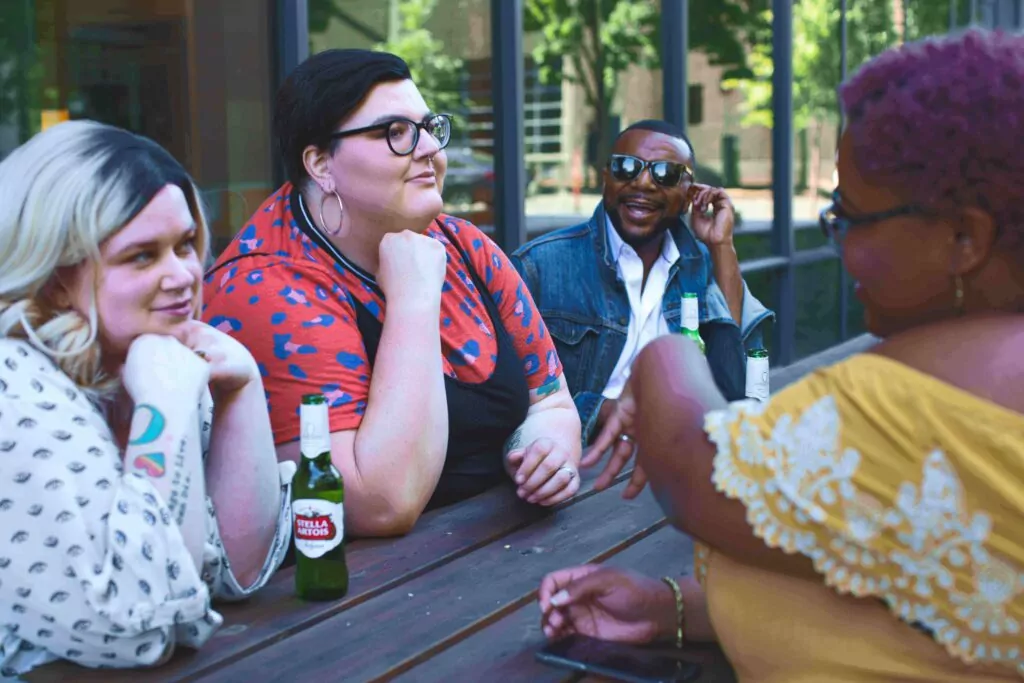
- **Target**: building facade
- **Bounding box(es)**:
[0,0,1012,363]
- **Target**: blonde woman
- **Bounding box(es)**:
[0,121,293,675]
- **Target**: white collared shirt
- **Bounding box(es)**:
[601,215,680,400]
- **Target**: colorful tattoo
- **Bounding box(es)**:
[132,453,166,478]
[129,404,166,446]
[536,377,561,398]
[129,404,167,477]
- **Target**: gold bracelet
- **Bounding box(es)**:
[660,576,685,649]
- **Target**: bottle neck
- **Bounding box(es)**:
[681,297,699,332]
[300,402,332,460]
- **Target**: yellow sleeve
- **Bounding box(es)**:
[702,358,1024,676]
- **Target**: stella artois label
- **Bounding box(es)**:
[292,498,344,558]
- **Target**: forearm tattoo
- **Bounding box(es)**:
[503,426,524,456]
[536,377,561,398]
[128,404,168,478]
[163,437,192,525]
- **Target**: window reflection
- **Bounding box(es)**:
[0,0,276,254]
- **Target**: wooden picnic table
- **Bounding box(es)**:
[29,463,734,682]
[29,335,878,682]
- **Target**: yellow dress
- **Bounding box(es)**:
[697,353,1024,682]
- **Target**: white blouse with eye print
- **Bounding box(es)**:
[0,338,293,676]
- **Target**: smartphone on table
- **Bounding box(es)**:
[536,634,701,683]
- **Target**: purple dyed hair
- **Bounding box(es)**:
[839,29,1024,247]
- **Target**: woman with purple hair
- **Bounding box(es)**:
[536,29,1024,681]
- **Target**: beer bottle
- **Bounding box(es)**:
[292,393,349,601]
[745,349,770,402]
[680,293,706,354]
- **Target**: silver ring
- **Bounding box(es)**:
[618,433,635,444]
[559,464,577,480]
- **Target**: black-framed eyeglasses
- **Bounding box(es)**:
[819,189,930,248]
[330,113,452,156]
[608,154,693,188]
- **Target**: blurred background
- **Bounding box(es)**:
[0,0,1015,363]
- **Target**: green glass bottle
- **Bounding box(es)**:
[680,293,706,354]
[292,394,349,601]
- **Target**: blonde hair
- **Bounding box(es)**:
[0,120,210,399]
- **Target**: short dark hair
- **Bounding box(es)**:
[274,49,412,187]
[616,119,696,167]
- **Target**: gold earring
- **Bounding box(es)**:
[953,274,965,315]
[318,189,344,236]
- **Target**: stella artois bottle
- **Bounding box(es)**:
[680,292,706,355]
[292,393,348,601]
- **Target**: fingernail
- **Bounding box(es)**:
[516,475,524,484]
[551,590,570,606]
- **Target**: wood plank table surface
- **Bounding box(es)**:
[28,463,733,683]
[30,338,881,682]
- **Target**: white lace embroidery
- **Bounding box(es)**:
[706,396,1024,677]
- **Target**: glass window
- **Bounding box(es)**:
[0,0,277,255]
[794,258,842,360]
[742,268,777,362]
[784,2,958,350]
[521,0,664,239]
[309,0,495,229]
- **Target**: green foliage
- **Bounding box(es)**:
[524,0,659,114]
[374,0,466,116]
[308,0,341,35]
[906,0,965,39]
[725,0,898,130]
[308,0,466,116]
[724,0,958,132]
[525,0,770,111]
[0,1,43,145]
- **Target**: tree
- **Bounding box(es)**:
[524,0,771,182]
[905,0,966,39]
[723,0,898,201]
[0,1,43,153]
[307,0,467,120]
[374,0,467,117]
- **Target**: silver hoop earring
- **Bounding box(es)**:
[319,190,344,236]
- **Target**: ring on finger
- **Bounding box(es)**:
[194,349,210,361]
[618,433,635,444]
[558,464,577,481]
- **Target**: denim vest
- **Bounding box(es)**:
[511,202,773,443]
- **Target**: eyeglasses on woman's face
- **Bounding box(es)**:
[330,113,453,157]
[819,189,931,249]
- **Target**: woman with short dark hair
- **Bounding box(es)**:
[204,49,582,537]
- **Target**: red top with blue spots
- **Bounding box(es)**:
[202,184,561,445]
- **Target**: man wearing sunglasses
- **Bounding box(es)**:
[511,120,772,444]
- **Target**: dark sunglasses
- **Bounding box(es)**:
[819,189,930,248]
[330,113,453,156]
[608,154,693,188]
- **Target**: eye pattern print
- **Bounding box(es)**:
[0,339,293,676]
